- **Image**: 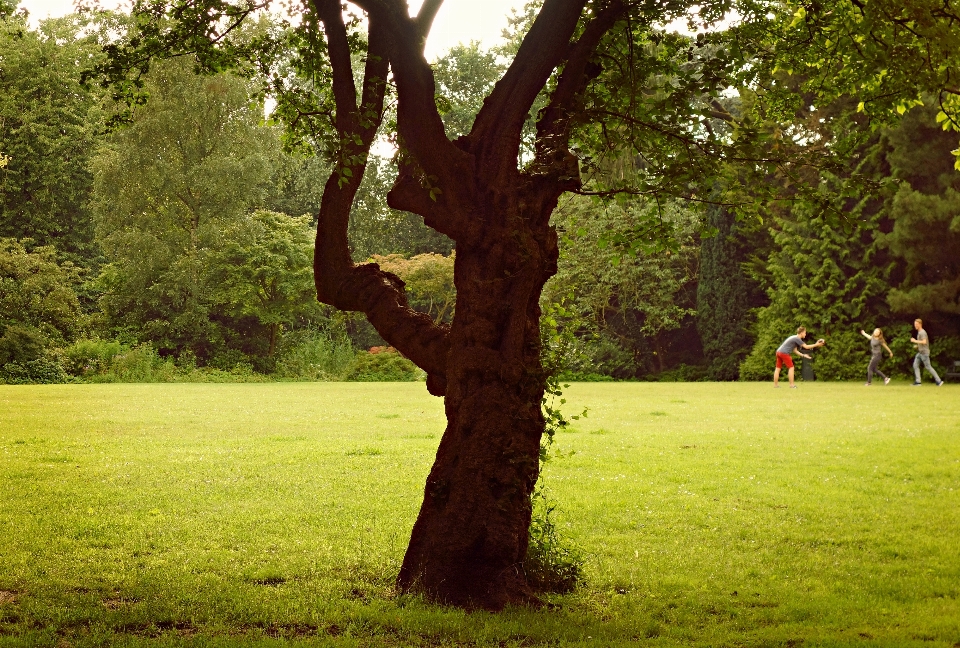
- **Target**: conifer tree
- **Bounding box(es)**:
[696,201,757,380]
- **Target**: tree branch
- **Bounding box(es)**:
[468,0,587,175]
[312,7,451,394]
[415,0,444,48]
[534,1,625,170]
[313,0,358,131]
[351,0,476,240]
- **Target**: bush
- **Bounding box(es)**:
[805,330,868,381]
[275,330,355,380]
[109,344,174,382]
[0,357,69,384]
[62,338,286,383]
[738,311,790,381]
[62,338,128,377]
[563,334,639,380]
[742,323,959,382]
[348,348,422,381]
[557,371,615,382]
[62,339,174,382]
[208,349,254,373]
[657,363,709,382]
[0,325,45,365]
[742,328,868,382]
[886,325,960,380]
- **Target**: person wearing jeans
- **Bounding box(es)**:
[860,328,893,385]
[911,318,943,386]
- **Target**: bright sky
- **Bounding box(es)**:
[19,0,525,60]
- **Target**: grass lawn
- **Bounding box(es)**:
[0,381,958,647]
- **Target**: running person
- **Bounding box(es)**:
[774,327,825,388]
[910,319,943,386]
[860,328,893,385]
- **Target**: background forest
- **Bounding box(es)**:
[2,4,959,385]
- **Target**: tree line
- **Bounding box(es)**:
[1,5,958,386]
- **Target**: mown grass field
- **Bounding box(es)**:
[1,381,959,647]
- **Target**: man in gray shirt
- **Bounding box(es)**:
[911,318,943,386]
[774,326,825,388]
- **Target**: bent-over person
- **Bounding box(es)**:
[774,327,825,388]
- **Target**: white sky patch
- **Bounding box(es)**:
[408,0,521,61]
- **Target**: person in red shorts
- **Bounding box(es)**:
[774,326,825,388]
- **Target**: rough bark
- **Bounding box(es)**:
[313,0,626,609]
[395,181,564,608]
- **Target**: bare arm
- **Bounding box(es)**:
[860,329,872,340]
[883,343,893,357]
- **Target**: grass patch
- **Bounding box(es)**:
[345,447,384,456]
[0,381,959,646]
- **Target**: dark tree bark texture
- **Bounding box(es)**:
[312,0,625,609]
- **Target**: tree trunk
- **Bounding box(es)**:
[306,0,620,611]
[396,191,560,609]
[268,322,278,356]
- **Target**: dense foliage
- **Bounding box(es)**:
[0,14,103,259]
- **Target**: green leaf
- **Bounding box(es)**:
[788,6,806,29]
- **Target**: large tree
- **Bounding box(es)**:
[96,0,960,608]
[0,13,104,260]
[92,57,284,357]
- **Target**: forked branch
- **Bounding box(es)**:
[535,1,626,168]
[352,0,476,237]
[312,5,451,394]
[468,0,588,174]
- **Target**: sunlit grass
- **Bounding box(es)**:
[0,381,958,646]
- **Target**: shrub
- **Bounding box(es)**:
[0,357,69,384]
[886,325,960,380]
[275,330,355,380]
[804,330,868,381]
[109,344,174,382]
[0,325,45,365]
[369,253,456,324]
[563,333,639,380]
[174,366,269,383]
[557,371,614,382]
[64,338,275,383]
[208,349,253,373]
[739,311,791,381]
[62,339,175,382]
[62,338,128,377]
[348,348,422,382]
[657,363,709,382]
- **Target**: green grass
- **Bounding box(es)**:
[1,381,959,647]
